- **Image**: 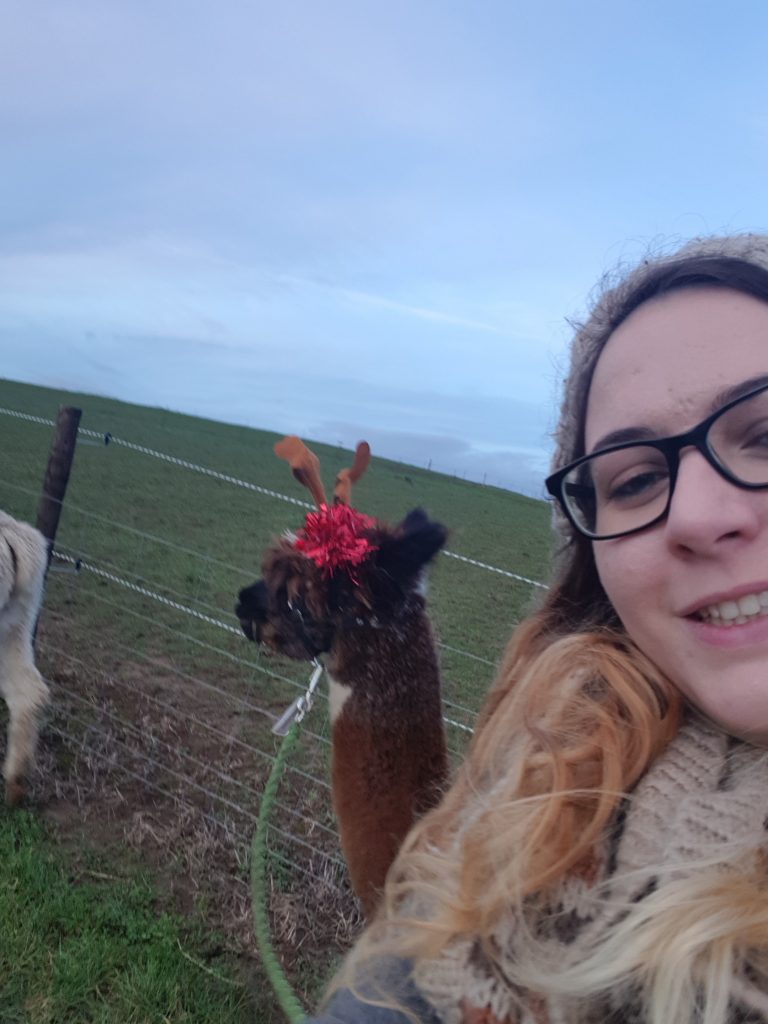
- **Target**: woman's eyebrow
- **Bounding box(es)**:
[711,373,768,412]
[589,374,768,455]
[588,424,656,454]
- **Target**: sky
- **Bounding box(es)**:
[2,1,768,496]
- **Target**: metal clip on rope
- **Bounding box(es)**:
[271,659,323,736]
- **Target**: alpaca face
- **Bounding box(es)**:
[236,563,333,660]
[236,508,448,662]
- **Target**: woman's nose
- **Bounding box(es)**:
[664,448,763,555]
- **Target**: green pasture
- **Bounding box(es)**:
[0,810,254,1023]
[0,376,554,1020]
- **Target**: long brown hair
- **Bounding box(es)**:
[331,238,768,1015]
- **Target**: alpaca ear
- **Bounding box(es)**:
[374,508,447,586]
[274,436,328,508]
[333,441,371,506]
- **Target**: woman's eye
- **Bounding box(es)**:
[743,429,768,451]
[603,467,668,504]
[719,408,768,453]
[593,458,671,505]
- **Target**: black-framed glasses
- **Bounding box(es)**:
[545,382,768,540]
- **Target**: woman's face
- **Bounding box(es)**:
[587,286,768,743]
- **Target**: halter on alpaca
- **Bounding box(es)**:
[236,438,449,916]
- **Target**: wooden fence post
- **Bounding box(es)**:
[36,405,82,567]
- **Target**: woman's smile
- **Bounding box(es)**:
[684,600,768,648]
[683,582,768,623]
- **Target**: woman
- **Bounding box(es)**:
[306,233,768,1024]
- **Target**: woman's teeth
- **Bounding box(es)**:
[697,591,768,626]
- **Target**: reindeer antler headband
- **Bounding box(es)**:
[274,436,377,575]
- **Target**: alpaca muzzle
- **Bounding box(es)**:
[235,580,269,643]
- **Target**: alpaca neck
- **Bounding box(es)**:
[326,602,443,740]
[327,604,439,697]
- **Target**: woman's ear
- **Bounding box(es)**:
[374,508,448,587]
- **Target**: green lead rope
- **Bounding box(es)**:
[251,719,307,1023]
[252,660,325,1022]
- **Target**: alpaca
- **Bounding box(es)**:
[0,510,50,806]
[236,438,449,916]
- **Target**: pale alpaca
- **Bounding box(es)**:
[236,439,449,916]
[0,510,50,805]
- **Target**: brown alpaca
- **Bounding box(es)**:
[236,438,449,916]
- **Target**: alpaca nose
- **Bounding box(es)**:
[238,616,256,641]
[235,580,269,641]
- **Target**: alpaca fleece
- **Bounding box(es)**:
[0,510,49,804]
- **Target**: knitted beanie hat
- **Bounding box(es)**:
[551,233,768,539]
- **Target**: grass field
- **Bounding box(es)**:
[0,376,554,1021]
[0,811,250,1023]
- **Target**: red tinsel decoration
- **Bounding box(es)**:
[294,503,378,576]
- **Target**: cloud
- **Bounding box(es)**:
[314,421,549,495]
[323,285,506,334]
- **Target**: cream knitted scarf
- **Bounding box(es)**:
[413,714,768,1024]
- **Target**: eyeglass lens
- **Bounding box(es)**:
[563,387,768,538]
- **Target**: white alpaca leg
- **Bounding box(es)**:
[2,663,50,805]
[0,540,14,612]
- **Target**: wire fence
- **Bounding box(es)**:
[0,404,547,589]
[0,398,548,964]
[4,470,509,684]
